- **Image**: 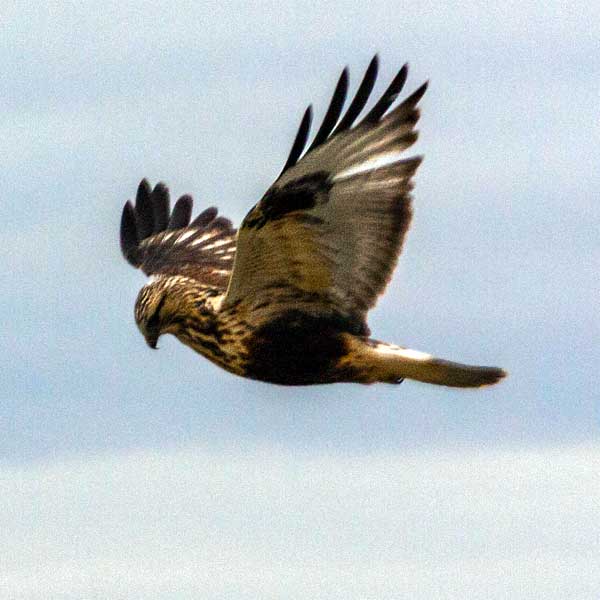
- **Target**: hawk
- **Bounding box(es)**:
[120,56,506,387]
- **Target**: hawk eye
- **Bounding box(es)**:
[147,295,166,330]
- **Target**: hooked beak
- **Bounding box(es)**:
[145,332,159,350]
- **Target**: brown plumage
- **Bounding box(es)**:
[120,56,506,387]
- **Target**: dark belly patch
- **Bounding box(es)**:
[243,310,363,385]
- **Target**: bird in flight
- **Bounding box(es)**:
[120,56,506,387]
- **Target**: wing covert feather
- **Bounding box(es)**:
[224,58,426,321]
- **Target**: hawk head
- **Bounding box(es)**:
[133,275,222,351]
[134,280,170,349]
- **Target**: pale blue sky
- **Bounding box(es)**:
[1,1,599,597]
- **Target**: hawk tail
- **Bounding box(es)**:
[343,336,506,387]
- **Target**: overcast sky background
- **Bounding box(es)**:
[2,1,599,598]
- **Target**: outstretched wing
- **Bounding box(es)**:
[223,56,426,323]
[120,179,237,291]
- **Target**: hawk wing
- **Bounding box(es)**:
[223,56,426,323]
[120,180,237,291]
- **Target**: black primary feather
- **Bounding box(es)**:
[150,183,170,233]
[211,216,234,230]
[332,55,379,135]
[361,63,408,124]
[398,81,429,112]
[167,195,193,229]
[120,200,139,265]
[279,106,313,176]
[306,67,349,152]
[120,180,236,282]
[278,56,418,176]
[191,206,219,227]
[134,179,154,239]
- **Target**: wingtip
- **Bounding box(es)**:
[120,200,140,265]
[177,193,193,206]
[411,154,425,168]
[150,182,171,234]
[368,54,379,75]
[190,206,219,228]
[137,178,151,201]
[361,61,409,124]
[337,67,350,96]
[417,79,429,95]
[402,80,428,108]
[121,199,135,221]
[168,194,194,229]
[400,63,409,85]
[278,104,314,176]
[152,181,170,196]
